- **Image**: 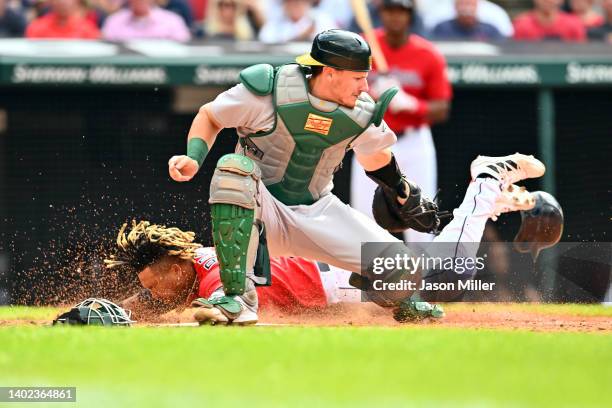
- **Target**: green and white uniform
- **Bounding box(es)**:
[203,63,514,322]
[206,64,402,297]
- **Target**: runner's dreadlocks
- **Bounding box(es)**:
[104,220,202,272]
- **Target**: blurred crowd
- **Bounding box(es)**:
[0,0,610,43]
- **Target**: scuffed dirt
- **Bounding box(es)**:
[146,303,612,332]
[2,304,610,332]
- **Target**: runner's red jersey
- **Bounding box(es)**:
[372,30,452,132]
[189,248,328,311]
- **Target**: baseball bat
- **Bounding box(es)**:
[350,0,389,74]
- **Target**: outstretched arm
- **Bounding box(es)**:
[168,105,222,182]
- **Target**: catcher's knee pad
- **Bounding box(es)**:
[209,154,266,295]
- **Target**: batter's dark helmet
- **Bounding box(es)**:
[296,29,372,72]
[513,191,564,260]
[380,0,414,11]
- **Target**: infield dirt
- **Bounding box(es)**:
[141,303,612,332]
[2,303,611,332]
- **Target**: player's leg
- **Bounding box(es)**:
[434,153,545,248]
[274,193,401,270]
[269,192,441,312]
[316,262,363,305]
[204,153,266,324]
[415,153,545,303]
[201,152,326,324]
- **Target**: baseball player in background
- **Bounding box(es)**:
[166,29,546,326]
[350,0,452,243]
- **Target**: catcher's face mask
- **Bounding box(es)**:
[53,298,134,326]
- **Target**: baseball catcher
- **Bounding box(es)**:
[167,29,555,324]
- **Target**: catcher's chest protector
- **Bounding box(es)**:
[240,64,378,206]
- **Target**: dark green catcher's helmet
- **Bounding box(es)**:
[53,298,134,326]
[296,29,372,72]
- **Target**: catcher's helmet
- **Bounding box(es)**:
[296,29,372,72]
[53,298,134,326]
[513,191,564,260]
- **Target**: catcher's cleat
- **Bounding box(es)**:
[491,183,537,221]
[470,153,545,186]
[393,300,445,323]
[192,290,258,326]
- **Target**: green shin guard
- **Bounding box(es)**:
[209,153,265,296]
[211,203,255,295]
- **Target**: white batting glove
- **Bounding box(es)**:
[388,88,420,114]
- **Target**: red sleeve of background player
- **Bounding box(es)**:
[569,16,587,42]
[512,14,532,40]
[424,48,453,101]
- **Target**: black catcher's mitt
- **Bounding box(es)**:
[372,179,445,234]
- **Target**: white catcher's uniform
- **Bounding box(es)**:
[207,83,400,273]
[207,83,500,274]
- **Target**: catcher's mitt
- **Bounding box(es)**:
[372,179,447,234]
